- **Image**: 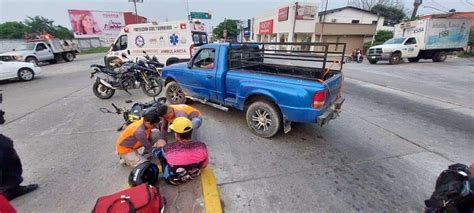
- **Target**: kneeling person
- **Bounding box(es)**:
[116,112,160,167]
[152,117,208,185]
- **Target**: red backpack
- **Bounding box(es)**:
[92,184,165,213]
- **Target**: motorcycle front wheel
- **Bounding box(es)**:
[93,81,116,99]
[141,77,163,97]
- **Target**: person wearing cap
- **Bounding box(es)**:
[0,93,38,201]
[152,117,208,185]
[115,112,161,167]
[156,104,202,142]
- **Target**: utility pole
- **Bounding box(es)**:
[411,0,422,20]
[134,0,138,23]
[319,0,329,42]
[129,0,143,23]
[291,2,298,43]
[185,0,190,21]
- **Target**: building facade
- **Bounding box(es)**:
[252,2,319,45]
[124,12,148,25]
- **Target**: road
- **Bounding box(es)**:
[1,55,473,212]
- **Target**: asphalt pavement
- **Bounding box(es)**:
[0,55,472,212]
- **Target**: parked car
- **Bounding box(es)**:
[161,42,345,138]
[3,38,80,65]
[0,59,41,81]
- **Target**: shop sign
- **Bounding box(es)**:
[259,19,274,35]
[278,7,289,22]
[296,5,316,20]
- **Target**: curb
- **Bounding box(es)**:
[201,166,222,213]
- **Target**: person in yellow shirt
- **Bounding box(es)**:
[115,112,160,167]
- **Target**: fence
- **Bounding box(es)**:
[0,38,110,53]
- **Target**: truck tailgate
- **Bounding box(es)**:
[324,73,343,107]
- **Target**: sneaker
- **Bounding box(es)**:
[5,184,39,201]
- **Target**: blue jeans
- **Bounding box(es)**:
[191,117,202,140]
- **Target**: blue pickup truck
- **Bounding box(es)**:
[161,42,345,137]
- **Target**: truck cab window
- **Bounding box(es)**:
[193,48,215,69]
[405,38,417,45]
[36,43,47,51]
[114,35,128,50]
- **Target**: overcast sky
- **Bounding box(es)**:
[1,0,473,29]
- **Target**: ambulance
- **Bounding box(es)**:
[107,20,208,66]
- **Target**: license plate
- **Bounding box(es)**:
[371,56,376,59]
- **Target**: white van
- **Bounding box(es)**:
[107,20,208,66]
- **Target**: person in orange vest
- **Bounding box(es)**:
[115,112,161,167]
[156,104,202,142]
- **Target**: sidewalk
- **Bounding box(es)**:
[151,165,222,213]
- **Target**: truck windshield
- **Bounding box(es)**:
[383,38,406,44]
[16,43,36,51]
[192,32,208,46]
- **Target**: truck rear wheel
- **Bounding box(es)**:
[63,52,75,62]
[389,53,401,65]
[408,57,420,63]
[165,81,186,104]
[246,100,282,138]
[432,52,446,62]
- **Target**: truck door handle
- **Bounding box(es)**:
[206,75,213,79]
[414,45,418,47]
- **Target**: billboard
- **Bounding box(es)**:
[259,20,274,35]
[278,7,289,22]
[296,5,316,20]
[68,9,125,43]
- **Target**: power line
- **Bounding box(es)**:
[429,0,450,10]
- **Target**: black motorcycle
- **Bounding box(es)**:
[99,97,167,131]
[90,53,163,99]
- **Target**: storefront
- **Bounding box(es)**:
[252,2,318,46]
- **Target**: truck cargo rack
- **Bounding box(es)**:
[228,42,346,80]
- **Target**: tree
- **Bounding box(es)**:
[363,30,394,50]
[0,16,74,39]
[0,22,29,39]
[348,0,404,10]
[24,16,56,34]
[52,25,74,39]
[371,4,406,26]
[212,19,239,40]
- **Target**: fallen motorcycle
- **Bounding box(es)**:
[90,53,163,99]
[99,97,167,131]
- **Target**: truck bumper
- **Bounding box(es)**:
[316,97,345,126]
[367,53,391,61]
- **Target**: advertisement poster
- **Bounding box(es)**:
[259,20,274,35]
[278,7,289,22]
[68,9,125,43]
[296,5,316,20]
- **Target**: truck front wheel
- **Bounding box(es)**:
[432,52,447,62]
[165,81,186,104]
[246,100,282,138]
[63,52,75,62]
[389,53,401,65]
[26,57,39,66]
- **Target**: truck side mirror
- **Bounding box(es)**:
[187,61,193,69]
